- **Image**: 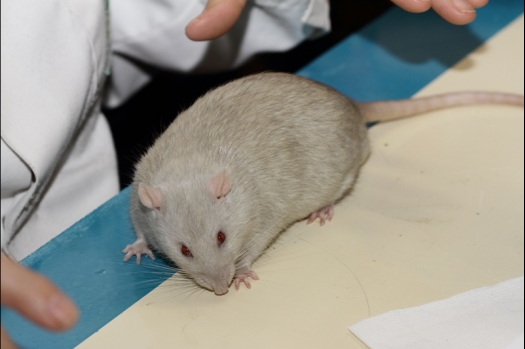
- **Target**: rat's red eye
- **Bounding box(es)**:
[181,245,192,257]
[217,231,226,246]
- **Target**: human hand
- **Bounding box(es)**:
[185,0,488,41]
[186,0,247,41]
[1,253,78,349]
[392,0,489,25]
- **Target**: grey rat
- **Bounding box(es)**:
[123,72,524,295]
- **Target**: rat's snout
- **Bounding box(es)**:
[213,284,229,296]
[202,265,235,296]
[210,273,232,295]
[195,276,229,295]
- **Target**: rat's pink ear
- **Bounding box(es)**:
[138,183,163,211]
[208,169,231,199]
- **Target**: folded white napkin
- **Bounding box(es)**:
[349,276,524,349]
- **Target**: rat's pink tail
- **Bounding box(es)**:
[358,91,524,123]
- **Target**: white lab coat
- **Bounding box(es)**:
[106,0,331,106]
[1,0,330,261]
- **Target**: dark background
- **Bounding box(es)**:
[103,0,394,189]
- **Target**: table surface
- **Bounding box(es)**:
[2,2,524,348]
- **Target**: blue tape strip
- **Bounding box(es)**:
[2,188,171,349]
[298,1,524,102]
[2,1,523,348]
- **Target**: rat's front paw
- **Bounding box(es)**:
[233,270,259,290]
[122,239,155,264]
[306,204,334,226]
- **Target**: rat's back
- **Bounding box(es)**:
[140,73,368,218]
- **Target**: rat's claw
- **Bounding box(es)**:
[234,277,248,290]
[122,248,134,262]
[233,270,259,290]
[122,240,155,265]
[145,249,155,260]
[306,205,334,226]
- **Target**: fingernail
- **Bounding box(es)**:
[454,0,476,13]
[48,295,76,328]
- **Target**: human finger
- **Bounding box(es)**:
[1,254,78,331]
[390,0,433,14]
[1,325,16,349]
[431,0,477,25]
[185,0,247,41]
[467,0,489,9]
[392,0,489,25]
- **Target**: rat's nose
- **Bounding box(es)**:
[213,284,229,295]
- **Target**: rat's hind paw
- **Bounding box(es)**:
[122,239,155,264]
[306,204,334,226]
[234,270,259,290]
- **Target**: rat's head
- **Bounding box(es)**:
[137,169,252,295]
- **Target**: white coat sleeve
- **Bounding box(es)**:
[105,0,331,107]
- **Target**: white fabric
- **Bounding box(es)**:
[1,0,118,261]
[1,0,331,260]
[105,0,331,107]
[349,277,524,349]
[503,334,524,349]
[2,113,119,261]
[1,141,32,199]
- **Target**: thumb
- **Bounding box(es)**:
[1,325,16,349]
[186,0,247,41]
[1,254,78,331]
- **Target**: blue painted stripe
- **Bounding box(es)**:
[2,1,523,348]
[2,188,172,348]
[298,1,524,102]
